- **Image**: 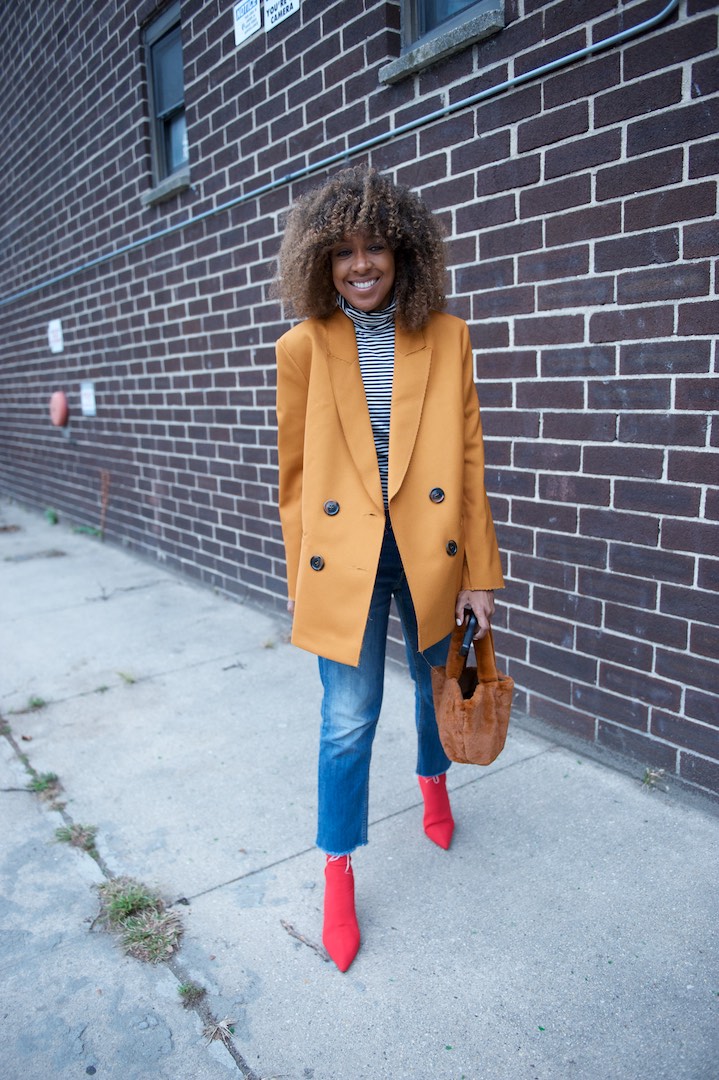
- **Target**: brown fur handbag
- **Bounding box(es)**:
[431,625,513,765]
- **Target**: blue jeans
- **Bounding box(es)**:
[317,521,452,855]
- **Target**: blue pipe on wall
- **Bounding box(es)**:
[0,0,682,309]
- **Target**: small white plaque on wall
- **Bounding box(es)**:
[265,0,299,31]
[80,381,97,417]
[234,0,262,45]
[48,319,64,354]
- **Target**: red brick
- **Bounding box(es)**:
[538,277,614,310]
[619,339,712,376]
[678,300,719,336]
[575,685,648,730]
[520,174,591,218]
[518,102,589,153]
[689,138,719,179]
[605,603,687,650]
[514,441,581,472]
[584,445,663,479]
[667,450,719,486]
[543,52,619,109]
[663,520,718,557]
[625,183,717,233]
[533,585,602,628]
[680,753,719,796]
[480,220,543,260]
[597,723,677,769]
[541,346,615,379]
[596,70,683,127]
[652,713,717,759]
[517,244,589,282]
[627,97,719,156]
[545,130,621,179]
[661,584,719,626]
[515,314,584,346]
[596,148,683,202]
[544,413,617,442]
[589,306,674,343]
[475,154,541,197]
[546,203,621,247]
[623,14,718,80]
[595,228,679,272]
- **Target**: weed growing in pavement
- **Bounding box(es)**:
[117,671,136,685]
[641,767,668,792]
[55,823,98,855]
[178,981,207,1008]
[28,771,60,794]
[203,1018,236,1046]
[96,876,183,963]
[11,696,48,714]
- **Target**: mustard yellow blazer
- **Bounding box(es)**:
[276,308,504,666]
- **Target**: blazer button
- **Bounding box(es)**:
[446,540,458,556]
[323,500,340,516]
[429,487,445,503]
[310,555,325,571]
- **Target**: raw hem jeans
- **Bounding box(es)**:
[316,521,452,856]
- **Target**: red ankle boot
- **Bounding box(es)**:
[418,773,455,849]
[322,855,360,972]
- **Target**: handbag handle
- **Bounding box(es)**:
[445,622,500,682]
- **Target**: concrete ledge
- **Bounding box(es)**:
[140,167,191,208]
[379,3,505,85]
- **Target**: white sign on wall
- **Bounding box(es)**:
[48,319,64,354]
[80,381,97,418]
[265,0,299,31]
[234,0,261,46]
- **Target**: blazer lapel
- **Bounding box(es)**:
[325,311,384,511]
[388,324,431,502]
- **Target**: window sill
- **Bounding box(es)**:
[379,2,505,85]
[141,167,191,208]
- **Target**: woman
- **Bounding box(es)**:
[274,166,504,972]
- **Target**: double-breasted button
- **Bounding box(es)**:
[310,555,325,571]
[446,540,458,556]
[323,500,340,516]
[429,487,445,503]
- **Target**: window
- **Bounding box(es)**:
[380,0,504,84]
[408,0,483,43]
[143,2,189,202]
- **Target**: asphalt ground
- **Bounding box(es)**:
[1,497,717,1080]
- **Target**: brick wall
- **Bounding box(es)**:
[1,0,717,798]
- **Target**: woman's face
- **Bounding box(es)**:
[330,232,396,313]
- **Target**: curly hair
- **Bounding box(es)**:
[273,165,446,331]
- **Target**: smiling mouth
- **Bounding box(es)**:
[350,279,379,290]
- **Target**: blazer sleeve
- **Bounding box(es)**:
[459,323,505,591]
[276,335,309,601]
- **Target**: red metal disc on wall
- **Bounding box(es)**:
[49,390,69,427]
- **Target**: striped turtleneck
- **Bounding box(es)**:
[338,294,396,506]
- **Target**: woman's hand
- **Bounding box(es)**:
[287,599,295,616]
[455,589,495,640]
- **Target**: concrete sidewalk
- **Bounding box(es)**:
[1,497,717,1080]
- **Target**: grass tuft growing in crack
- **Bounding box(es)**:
[96,876,183,963]
[55,823,98,856]
[203,1018,236,1047]
[27,771,60,794]
[178,981,207,1008]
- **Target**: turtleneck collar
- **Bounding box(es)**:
[338,293,396,332]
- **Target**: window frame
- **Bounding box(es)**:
[380,0,504,85]
[142,1,190,205]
